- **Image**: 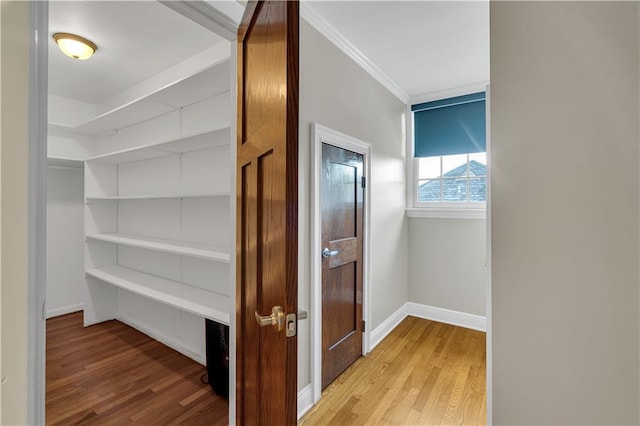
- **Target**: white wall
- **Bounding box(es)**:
[408,218,485,316]
[46,166,85,317]
[298,21,408,390]
[491,2,639,424]
[0,1,29,423]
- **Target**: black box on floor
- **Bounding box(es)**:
[205,319,229,398]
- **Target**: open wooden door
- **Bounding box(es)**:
[236,1,299,425]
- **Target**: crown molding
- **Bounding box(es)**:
[410,81,490,105]
[160,0,243,41]
[300,2,410,104]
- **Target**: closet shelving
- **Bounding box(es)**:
[85,193,227,201]
[85,233,230,262]
[59,60,231,135]
[86,126,230,164]
[85,265,229,323]
[47,156,84,169]
[84,59,232,327]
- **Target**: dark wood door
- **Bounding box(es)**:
[321,143,364,389]
[236,1,299,424]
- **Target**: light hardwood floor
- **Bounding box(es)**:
[300,316,486,425]
[46,312,227,425]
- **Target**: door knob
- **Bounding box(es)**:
[255,306,285,332]
[322,248,338,258]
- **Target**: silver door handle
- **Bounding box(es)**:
[322,248,338,258]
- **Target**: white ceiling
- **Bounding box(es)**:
[308,1,489,99]
[49,1,488,105]
[48,1,224,104]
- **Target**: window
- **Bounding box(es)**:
[417,153,486,203]
[410,92,486,214]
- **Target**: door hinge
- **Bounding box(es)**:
[361,176,366,188]
[361,320,366,332]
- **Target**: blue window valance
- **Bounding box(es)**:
[412,92,486,158]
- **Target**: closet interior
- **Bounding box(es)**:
[46,0,232,415]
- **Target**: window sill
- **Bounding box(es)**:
[405,207,486,220]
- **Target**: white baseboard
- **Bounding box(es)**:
[368,302,486,351]
[115,311,205,365]
[297,384,313,420]
[369,303,408,351]
[406,302,486,332]
[46,303,83,319]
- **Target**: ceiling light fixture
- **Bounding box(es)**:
[53,33,97,60]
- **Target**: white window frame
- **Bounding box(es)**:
[406,87,488,220]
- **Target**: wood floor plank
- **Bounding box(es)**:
[300,316,486,425]
[46,312,228,425]
[320,318,426,420]
[363,351,423,423]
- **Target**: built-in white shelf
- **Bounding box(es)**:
[86,192,230,202]
[86,127,230,164]
[86,265,230,324]
[47,156,84,168]
[73,99,175,136]
[86,233,230,262]
[81,50,233,356]
[69,60,231,135]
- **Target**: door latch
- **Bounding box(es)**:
[285,310,308,337]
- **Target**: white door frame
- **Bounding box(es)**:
[26,2,242,423]
[309,123,372,406]
[27,2,49,424]
[485,84,493,425]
